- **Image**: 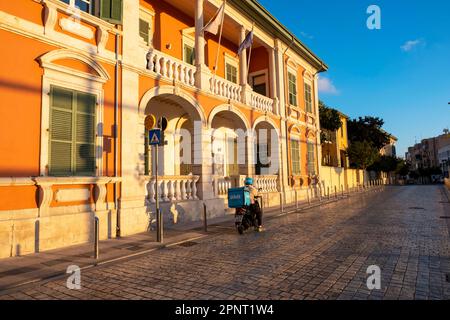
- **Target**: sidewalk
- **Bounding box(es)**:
[0,186,381,292]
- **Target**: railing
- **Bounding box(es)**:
[214,175,280,197]
[146,175,200,203]
[147,49,196,87]
[239,175,279,193]
[250,91,275,114]
[213,176,233,196]
[209,77,242,102]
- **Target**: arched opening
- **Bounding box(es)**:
[254,120,280,176]
[210,110,249,178]
[143,94,202,177]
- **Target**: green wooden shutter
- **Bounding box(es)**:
[139,18,150,45]
[100,0,123,25]
[75,92,96,176]
[49,87,74,176]
[305,84,312,113]
[307,142,315,174]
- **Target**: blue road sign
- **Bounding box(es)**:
[149,129,161,146]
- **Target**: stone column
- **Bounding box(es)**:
[193,121,214,200]
[239,26,247,87]
[242,131,255,177]
[274,40,288,192]
[195,0,210,90]
[239,26,253,104]
[118,0,149,236]
[268,46,279,114]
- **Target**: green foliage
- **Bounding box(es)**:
[368,155,401,173]
[347,140,379,169]
[416,167,443,177]
[319,101,343,132]
[347,116,390,150]
[395,160,410,176]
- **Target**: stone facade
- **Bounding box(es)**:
[0,0,327,258]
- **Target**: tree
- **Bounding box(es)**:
[347,140,380,170]
[395,159,410,177]
[368,155,399,172]
[347,116,390,150]
[319,101,342,144]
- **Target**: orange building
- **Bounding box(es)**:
[0,0,327,258]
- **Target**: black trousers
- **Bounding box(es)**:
[250,202,263,226]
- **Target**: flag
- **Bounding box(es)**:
[238,30,254,55]
[203,2,225,35]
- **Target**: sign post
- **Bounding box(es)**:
[149,128,162,243]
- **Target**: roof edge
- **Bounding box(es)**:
[228,0,328,72]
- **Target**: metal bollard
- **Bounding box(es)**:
[341,185,344,197]
[327,187,330,200]
[295,190,298,210]
[280,193,284,213]
[318,186,322,202]
[94,216,99,260]
[335,186,338,198]
[157,209,163,243]
[203,203,208,232]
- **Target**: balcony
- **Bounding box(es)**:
[146,48,278,115]
[147,50,196,88]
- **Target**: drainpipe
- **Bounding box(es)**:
[114,32,121,238]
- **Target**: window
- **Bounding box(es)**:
[291,139,301,175]
[307,142,316,175]
[224,53,239,84]
[226,64,238,84]
[49,86,96,176]
[183,44,195,65]
[139,8,154,46]
[304,83,313,113]
[288,72,297,106]
[61,0,92,13]
[252,74,267,96]
[256,143,270,175]
[59,0,123,24]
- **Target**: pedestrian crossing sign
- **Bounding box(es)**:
[149,129,161,146]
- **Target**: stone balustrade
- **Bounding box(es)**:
[146,175,200,203]
[209,76,242,102]
[213,176,232,196]
[250,91,275,114]
[147,49,196,87]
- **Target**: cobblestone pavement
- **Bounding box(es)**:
[1,186,449,300]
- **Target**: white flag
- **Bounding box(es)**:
[203,2,225,35]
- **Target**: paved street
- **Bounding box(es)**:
[1,186,449,300]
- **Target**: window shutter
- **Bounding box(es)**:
[100,0,123,25]
[139,19,150,44]
[49,87,74,176]
[75,93,96,176]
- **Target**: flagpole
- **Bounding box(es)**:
[246,23,255,84]
[213,0,226,80]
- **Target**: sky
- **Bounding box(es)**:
[258,0,450,157]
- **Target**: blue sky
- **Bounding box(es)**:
[258,0,450,156]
